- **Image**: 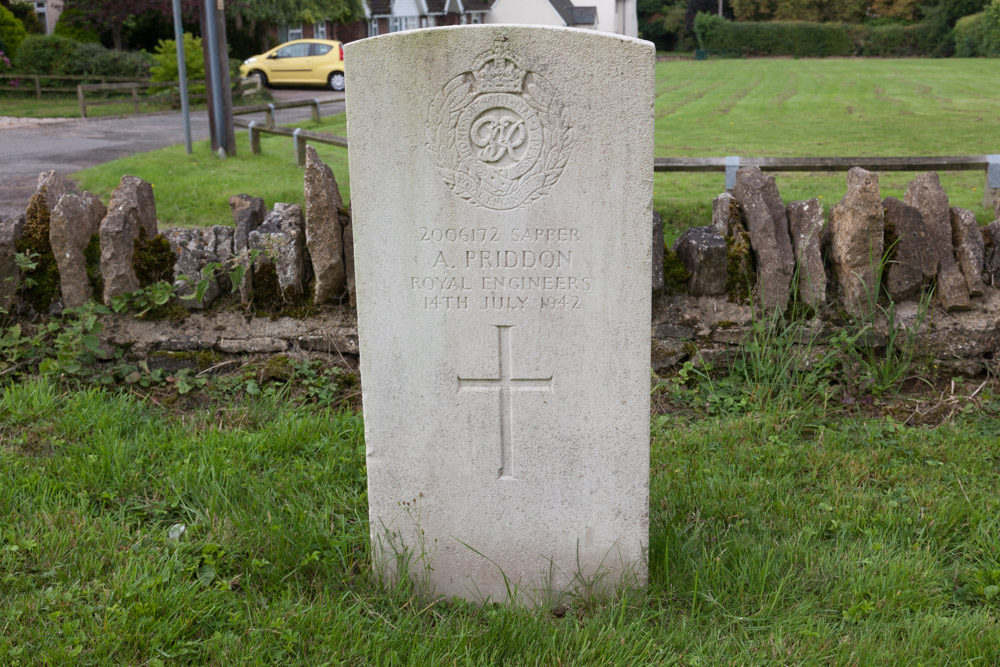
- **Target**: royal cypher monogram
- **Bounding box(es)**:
[426,41,574,211]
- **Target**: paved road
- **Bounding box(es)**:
[0,89,346,221]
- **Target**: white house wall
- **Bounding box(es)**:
[485,0,566,27]
[393,0,421,17]
[595,0,638,37]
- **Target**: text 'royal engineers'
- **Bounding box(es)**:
[346,25,655,602]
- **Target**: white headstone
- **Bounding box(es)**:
[346,25,654,602]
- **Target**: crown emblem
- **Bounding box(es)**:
[427,38,574,210]
[475,45,525,94]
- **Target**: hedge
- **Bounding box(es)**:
[954,0,1000,56]
[693,12,966,58]
[14,35,151,79]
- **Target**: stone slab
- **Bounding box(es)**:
[346,26,653,602]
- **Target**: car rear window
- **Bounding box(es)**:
[311,44,333,56]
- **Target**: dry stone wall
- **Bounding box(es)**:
[658,167,1000,377]
[3,161,1000,376]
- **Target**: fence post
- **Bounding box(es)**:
[294,129,306,167]
[266,103,276,127]
[986,155,1000,211]
[311,98,321,123]
[77,84,87,119]
[724,156,740,190]
[248,120,260,155]
[33,75,41,100]
[131,84,140,114]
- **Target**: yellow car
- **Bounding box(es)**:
[240,39,346,91]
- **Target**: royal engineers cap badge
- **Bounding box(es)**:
[426,38,575,211]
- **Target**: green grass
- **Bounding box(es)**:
[651,58,1000,241]
[0,92,207,119]
[75,115,350,229]
[2,377,999,662]
[71,58,1000,241]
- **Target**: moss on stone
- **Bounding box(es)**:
[149,349,222,372]
[247,262,317,318]
[83,233,103,300]
[15,189,60,312]
[262,355,294,381]
[725,231,755,304]
[252,262,281,310]
[133,229,176,287]
[144,301,190,323]
[662,245,691,296]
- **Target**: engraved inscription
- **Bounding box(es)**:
[458,325,552,479]
[426,40,574,210]
[412,223,591,312]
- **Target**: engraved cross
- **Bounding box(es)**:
[458,325,552,480]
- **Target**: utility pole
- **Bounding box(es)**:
[171,0,192,154]
[201,0,235,156]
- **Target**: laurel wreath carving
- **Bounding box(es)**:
[425,70,574,210]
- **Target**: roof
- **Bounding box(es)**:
[368,0,391,14]
[463,0,491,10]
[426,0,446,11]
[548,0,597,26]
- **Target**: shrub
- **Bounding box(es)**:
[694,13,855,57]
[13,34,150,78]
[149,33,205,83]
[693,12,966,58]
[955,12,988,55]
[9,2,42,34]
[858,22,950,56]
[53,7,101,44]
[987,0,1000,54]
[955,0,1000,56]
[70,42,151,78]
[13,34,79,74]
[0,6,28,58]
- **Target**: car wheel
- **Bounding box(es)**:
[251,70,269,88]
[328,71,345,92]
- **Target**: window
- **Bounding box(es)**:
[275,43,309,58]
[470,13,482,24]
[390,16,418,32]
[311,43,333,56]
[314,22,327,39]
[368,20,379,37]
[287,24,303,40]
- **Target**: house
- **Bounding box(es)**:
[281,0,635,47]
[361,0,491,37]
[485,0,638,37]
[30,0,63,35]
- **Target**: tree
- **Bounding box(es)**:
[0,5,27,56]
[227,0,362,24]
[10,1,42,34]
[61,0,199,50]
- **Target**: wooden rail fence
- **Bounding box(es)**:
[76,77,261,118]
[0,73,146,99]
[656,155,1000,208]
[233,116,347,166]
[231,115,1000,207]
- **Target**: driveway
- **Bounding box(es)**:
[0,89,346,222]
